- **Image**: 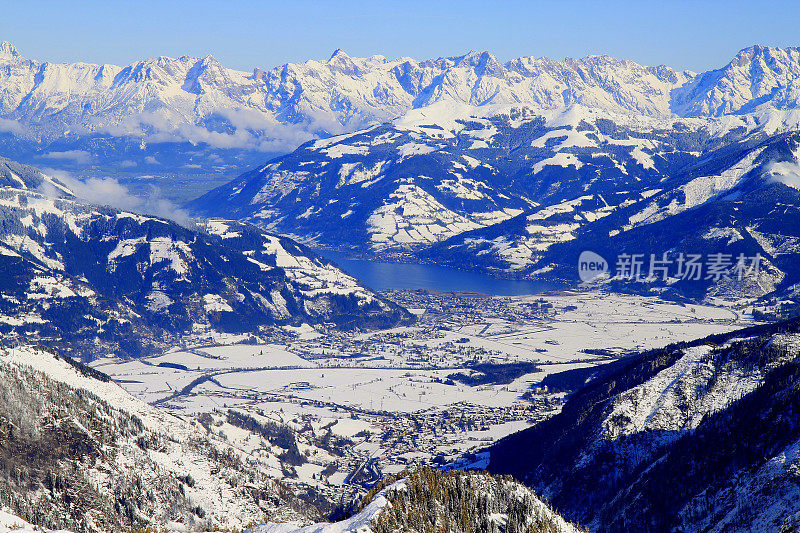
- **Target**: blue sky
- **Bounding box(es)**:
[3,0,799,72]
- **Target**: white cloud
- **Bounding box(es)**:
[215,107,276,131]
[766,160,800,190]
[38,150,92,165]
[0,118,28,136]
[40,169,190,225]
[90,109,316,152]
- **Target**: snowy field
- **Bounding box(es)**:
[93,292,742,410]
[89,289,750,490]
[94,291,746,410]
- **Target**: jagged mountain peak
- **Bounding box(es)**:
[458,50,503,75]
[0,40,19,61]
[673,44,800,117]
[138,54,185,67]
[455,49,493,62]
[252,66,266,81]
[731,43,800,65]
[329,48,350,60]
[2,43,800,158]
[327,48,363,76]
[198,53,222,65]
[568,53,621,63]
[646,63,687,84]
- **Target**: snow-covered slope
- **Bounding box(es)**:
[191,103,747,254]
[417,128,800,303]
[0,158,411,359]
[0,156,73,195]
[488,318,800,531]
[0,345,319,531]
[0,509,70,533]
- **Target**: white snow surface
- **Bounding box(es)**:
[366,183,483,248]
[0,346,308,530]
[0,509,71,533]
[602,345,763,442]
[249,481,399,533]
[4,42,800,154]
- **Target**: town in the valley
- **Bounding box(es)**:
[90,288,751,506]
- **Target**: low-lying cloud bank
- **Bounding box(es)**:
[91,109,317,152]
[41,168,191,225]
[767,160,800,190]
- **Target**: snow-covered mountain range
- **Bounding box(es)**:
[5,41,800,143]
[0,41,691,144]
[1,42,800,176]
[185,44,800,302]
[0,156,411,359]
